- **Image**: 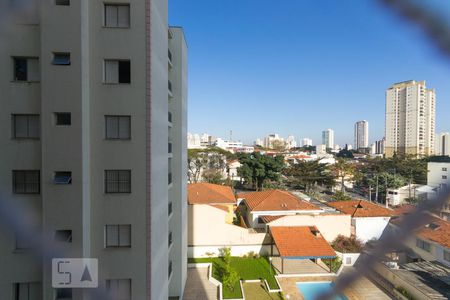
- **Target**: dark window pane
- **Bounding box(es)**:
[55,113,71,126]
[52,53,71,65]
[14,58,27,81]
[118,61,130,83]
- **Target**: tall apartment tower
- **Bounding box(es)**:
[436,132,450,156]
[301,138,313,147]
[354,120,369,150]
[385,80,436,158]
[0,1,187,300]
[322,129,334,149]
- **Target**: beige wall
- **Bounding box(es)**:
[188,205,268,246]
[267,214,352,242]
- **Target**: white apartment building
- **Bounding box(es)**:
[436,132,450,156]
[285,135,297,149]
[263,134,284,149]
[385,80,436,158]
[301,138,313,147]
[0,2,187,300]
[187,132,201,149]
[322,129,334,149]
[354,120,369,150]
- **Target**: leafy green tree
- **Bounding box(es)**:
[332,191,352,201]
[188,148,231,183]
[237,152,284,191]
[283,161,335,193]
[331,158,356,192]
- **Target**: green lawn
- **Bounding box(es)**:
[189,257,280,299]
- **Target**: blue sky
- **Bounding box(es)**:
[169,0,450,146]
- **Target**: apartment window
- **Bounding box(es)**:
[12,114,40,139]
[168,260,173,279]
[416,239,431,252]
[53,172,72,184]
[444,250,450,262]
[105,170,131,193]
[104,4,130,28]
[14,282,41,300]
[105,116,130,140]
[443,168,448,172]
[168,231,172,248]
[106,279,131,300]
[13,170,40,194]
[105,225,131,248]
[54,230,72,243]
[13,57,39,82]
[52,53,70,65]
[55,288,72,300]
[104,60,130,84]
[55,0,70,5]
[55,113,71,126]
[443,176,448,180]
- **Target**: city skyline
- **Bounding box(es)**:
[169,0,450,145]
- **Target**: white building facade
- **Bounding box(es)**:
[322,129,334,149]
[385,80,436,157]
[354,120,369,150]
[301,138,313,147]
[436,132,450,156]
[0,3,187,300]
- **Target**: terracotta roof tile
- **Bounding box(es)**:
[188,183,236,205]
[240,190,320,212]
[270,226,336,258]
[392,214,450,249]
[327,200,394,218]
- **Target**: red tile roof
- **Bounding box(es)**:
[327,200,394,218]
[188,183,236,205]
[392,214,450,249]
[239,190,320,212]
[270,226,336,258]
[415,216,450,249]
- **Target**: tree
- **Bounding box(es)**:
[331,158,356,193]
[332,191,352,201]
[237,152,284,191]
[336,149,354,159]
[188,148,229,184]
[271,140,286,151]
[283,160,335,193]
[332,235,363,253]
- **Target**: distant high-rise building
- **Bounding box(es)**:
[322,129,334,149]
[301,138,313,147]
[372,138,386,155]
[354,120,369,150]
[263,134,285,149]
[187,133,202,149]
[436,132,450,156]
[286,135,297,149]
[385,80,436,157]
[254,138,263,147]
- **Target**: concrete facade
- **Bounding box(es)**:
[385,80,436,158]
[354,120,369,150]
[0,2,187,300]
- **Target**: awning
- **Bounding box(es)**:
[270,226,336,259]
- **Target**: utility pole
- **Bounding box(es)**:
[375,174,379,203]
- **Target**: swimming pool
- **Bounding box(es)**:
[296,281,348,300]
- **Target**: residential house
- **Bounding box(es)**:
[187,183,270,257]
[327,200,394,242]
[238,190,324,229]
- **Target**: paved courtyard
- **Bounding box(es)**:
[183,267,218,300]
[272,257,331,275]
